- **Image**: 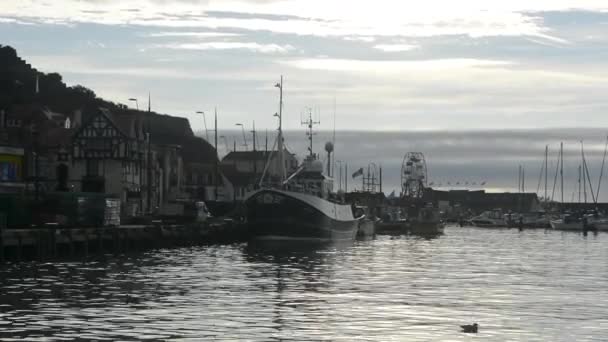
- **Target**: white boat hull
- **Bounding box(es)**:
[550,220,583,231]
[470,219,507,228]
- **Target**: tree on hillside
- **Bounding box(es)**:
[70,85,96,99]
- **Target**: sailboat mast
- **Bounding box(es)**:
[596,136,608,202]
[518,165,522,193]
[345,163,348,193]
[578,164,582,203]
[581,141,588,203]
[545,145,549,203]
[582,142,597,204]
[560,142,564,204]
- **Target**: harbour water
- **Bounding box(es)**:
[1,227,608,341]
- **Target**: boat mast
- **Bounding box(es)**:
[518,165,522,193]
[578,164,581,203]
[560,142,564,204]
[302,107,319,157]
[545,145,549,204]
[332,97,336,178]
[581,140,597,203]
[275,76,285,184]
[581,142,586,203]
[596,135,608,202]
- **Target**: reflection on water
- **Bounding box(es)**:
[1,227,608,341]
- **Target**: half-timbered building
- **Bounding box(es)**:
[71,107,148,214]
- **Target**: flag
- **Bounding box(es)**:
[352,167,364,178]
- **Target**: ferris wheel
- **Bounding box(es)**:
[401,152,428,199]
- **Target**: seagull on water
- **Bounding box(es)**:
[460,323,478,333]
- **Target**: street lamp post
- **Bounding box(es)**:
[235,123,248,151]
[128,98,139,110]
[195,111,209,141]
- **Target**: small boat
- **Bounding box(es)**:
[408,204,445,236]
[505,211,550,228]
[376,208,409,234]
[550,214,583,231]
[590,218,608,231]
[353,205,377,238]
[469,209,507,228]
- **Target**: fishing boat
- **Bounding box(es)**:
[245,77,360,241]
[245,186,360,241]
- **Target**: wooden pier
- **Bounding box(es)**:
[0,221,248,261]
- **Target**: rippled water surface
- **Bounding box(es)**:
[2,227,608,341]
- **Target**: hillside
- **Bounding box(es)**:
[0,45,195,139]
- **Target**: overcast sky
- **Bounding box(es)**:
[1,1,608,132]
[216,128,608,202]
